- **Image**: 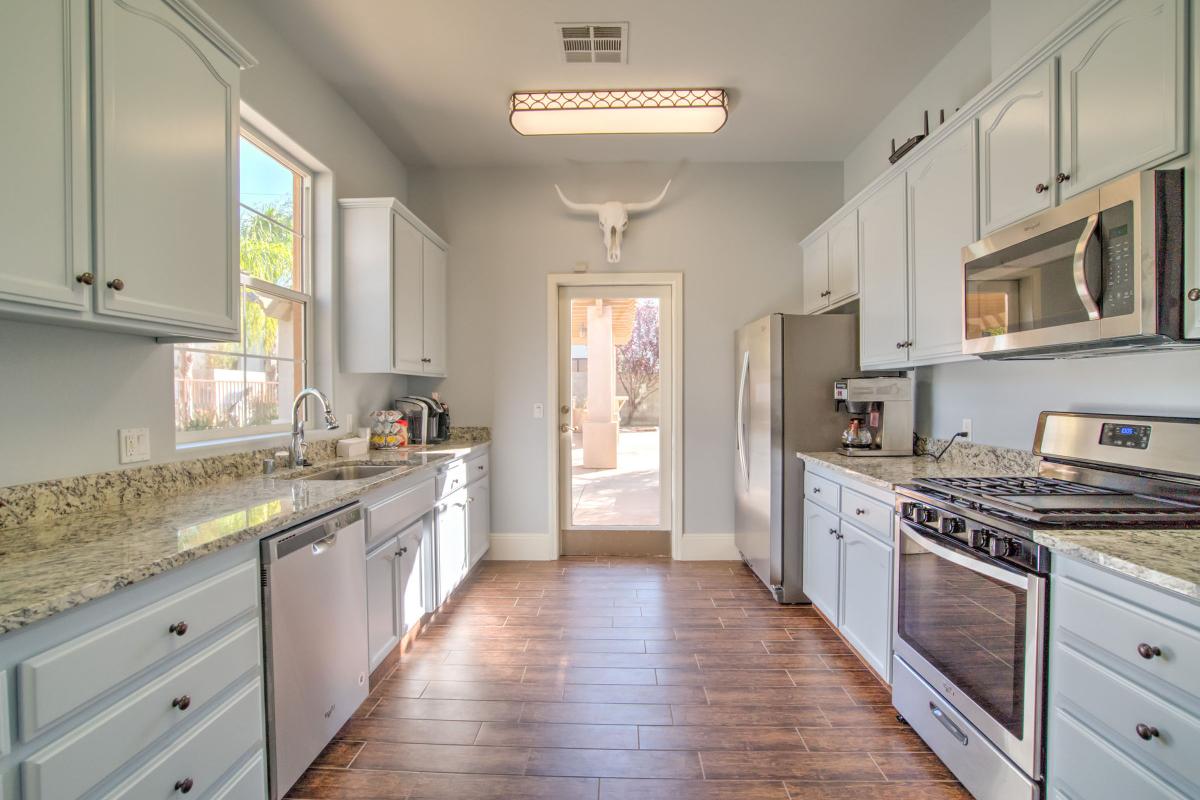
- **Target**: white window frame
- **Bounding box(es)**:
[175,125,314,445]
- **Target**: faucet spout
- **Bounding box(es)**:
[290,387,337,467]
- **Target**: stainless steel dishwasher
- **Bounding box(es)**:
[261,503,369,799]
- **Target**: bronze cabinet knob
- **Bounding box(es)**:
[172,694,191,711]
[1135,723,1160,741]
[1056,172,1071,184]
[168,620,188,637]
[1188,288,1199,302]
[1136,642,1162,659]
[1035,183,1049,194]
[174,777,194,793]
[855,508,866,515]
[107,278,125,291]
[76,272,95,285]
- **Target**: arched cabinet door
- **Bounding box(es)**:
[1057,0,1185,200]
[92,0,242,337]
[978,62,1054,234]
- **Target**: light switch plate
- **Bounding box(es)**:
[119,427,150,464]
[533,403,545,419]
[961,418,973,441]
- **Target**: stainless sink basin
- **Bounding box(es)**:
[299,465,399,481]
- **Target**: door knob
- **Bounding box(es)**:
[106,278,125,291]
[560,405,570,415]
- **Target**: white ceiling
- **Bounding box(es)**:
[247,0,989,167]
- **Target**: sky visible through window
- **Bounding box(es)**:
[239,138,294,217]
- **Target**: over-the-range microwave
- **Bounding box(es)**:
[961,169,1194,359]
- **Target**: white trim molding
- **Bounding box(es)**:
[546,272,685,560]
[486,533,556,561]
[677,534,740,562]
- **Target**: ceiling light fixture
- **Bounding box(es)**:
[510,88,728,136]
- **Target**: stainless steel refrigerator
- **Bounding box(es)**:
[734,313,859,603]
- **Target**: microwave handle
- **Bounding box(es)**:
[1073,212,1102,321]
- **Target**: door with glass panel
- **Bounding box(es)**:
[557,286,673,553]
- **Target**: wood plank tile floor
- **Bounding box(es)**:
[287,557,970,800]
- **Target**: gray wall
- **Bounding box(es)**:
[990,0,1092,78]
[917,350,1200,449]
[405,162,844,538]
[0,0,411,487]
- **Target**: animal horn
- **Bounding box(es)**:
[624,180,672,213]
[555,184,603,214]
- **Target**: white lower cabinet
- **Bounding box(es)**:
[399,525,430,635]
[365,535,403,672]
[0,545,266,800]
[436,489,469,606]
[468,476,491,568]
[1047,555,1200,799]
[804,466,895,682]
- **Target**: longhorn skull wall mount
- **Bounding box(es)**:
[554,180,672,263]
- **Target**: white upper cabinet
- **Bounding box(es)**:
[907,122,976,363]
[858,174,909,368]
[92,0,241,336]
[341,198,449,377]
[978,62,1055,233]
[827,210,860,305]
[800,234,830,314]
[391,216,425,374]
[0,0,90,314]
[1057,0,1186,199]
[421,237,448,377]
[0,0,252,339]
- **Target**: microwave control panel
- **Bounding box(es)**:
[1101,201,1135,316]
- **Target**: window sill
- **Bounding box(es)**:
[176,431,291,453]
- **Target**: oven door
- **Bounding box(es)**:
[961,170,1150,357]
[893,520,1046,778]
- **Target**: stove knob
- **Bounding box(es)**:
[937,516,963,535]
[970,529,993,550]
[900,502,917,520]
[988,536,1016,558]
[916,507,937,525]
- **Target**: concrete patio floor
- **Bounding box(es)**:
[570,428,661,527]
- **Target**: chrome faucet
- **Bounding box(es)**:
[290,387,338,467]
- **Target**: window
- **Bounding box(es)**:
[175,130,311,442]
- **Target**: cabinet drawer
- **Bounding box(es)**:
[436,459,467,499]
[18,560,257,739]
[100,679,263,800]
[366,478,434,549]
[1056,645,1200,788]
[23,620,260,800]
[209,752,266,800]
[805,472,840,512]
[465,452,488,484]
[1050,707,1188,800]
[840,488,893,543]
[1055,577,1200,699]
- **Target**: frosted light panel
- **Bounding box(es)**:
[510,89,728,135]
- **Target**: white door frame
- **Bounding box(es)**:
[546,273,684,560]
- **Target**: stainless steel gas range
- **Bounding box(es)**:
[890,411,1200,800]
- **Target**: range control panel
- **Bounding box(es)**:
[1100,422,1152,450]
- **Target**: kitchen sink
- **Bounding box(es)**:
[299,465,399,481]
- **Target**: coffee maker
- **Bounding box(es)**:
[833,376,914,457]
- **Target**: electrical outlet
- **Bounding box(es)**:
[119,427,150,464]
[961,418,973,441]
[533,403,545,419]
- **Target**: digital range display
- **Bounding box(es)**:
[1100,423,1151,449]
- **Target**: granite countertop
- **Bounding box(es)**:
[797,450,1040,493]
[798,449,1200,603]
[0,440,489,635]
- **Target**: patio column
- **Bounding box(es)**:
[583,300,618,469]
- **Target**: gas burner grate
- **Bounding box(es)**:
[917,476,1114,497]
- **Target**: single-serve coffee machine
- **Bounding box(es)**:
[833,376,914,457]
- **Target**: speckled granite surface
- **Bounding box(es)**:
[0,439,489,635]
[797,448,1041,493]
[799,447,1200,603]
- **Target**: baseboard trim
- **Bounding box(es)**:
[678,533,740,561]
[486,533,555,561]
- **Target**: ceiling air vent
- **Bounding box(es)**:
[557,22,629,64]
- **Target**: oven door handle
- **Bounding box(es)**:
[1073,212,1102,321]
[900,521,1029,590]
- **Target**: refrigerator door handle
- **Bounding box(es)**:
[736,349,750,486]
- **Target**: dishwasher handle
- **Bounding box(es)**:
[263,504,363,563]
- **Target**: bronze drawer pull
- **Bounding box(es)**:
[174,777,194,794]
[107,278,125,291]
[1056,172,1071,184]
[172,694,191,711]
[855,508,866,515]
[1035,183,1049,194]
[76,272,95,285]
[1135,723,1160,741]
[1136,642,1162,659]
[168,621,189,637]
